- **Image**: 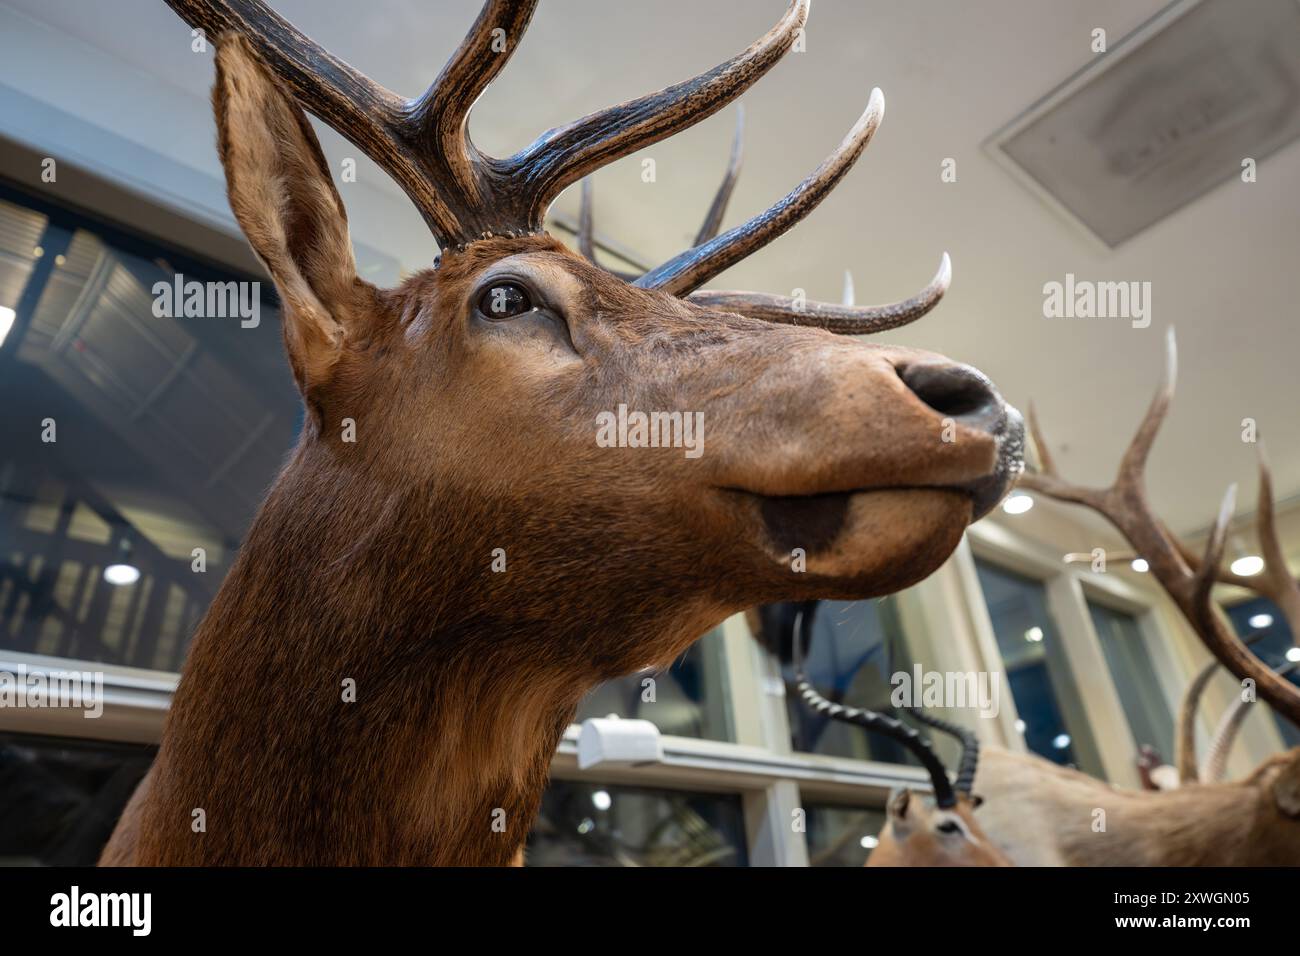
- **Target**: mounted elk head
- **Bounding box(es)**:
[105,0,1022,866]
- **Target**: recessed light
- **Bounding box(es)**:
[1231,555,1264,577]
[591,789,612,811]
[1249,613,1274,629]
[1130,558,1149,572]
[1052,733,1071,750]
[1002,493,1034,515]
[1024,626,1044,643]
[1014,719,1026,733]
[860,835,879,850]
[103,563,140,586]
[1286,648,1300,664]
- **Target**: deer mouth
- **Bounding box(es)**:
[736,406,1024,556]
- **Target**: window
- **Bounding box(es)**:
[779,599,919,764]
[974,560,1104,776]
[575,629,732,741]
[1225,596,1300,748]
[0,184,292,675]
[0,732,154,866]
[803,802,885,867]
[1089,600,1173,759]
[526,779,747,866]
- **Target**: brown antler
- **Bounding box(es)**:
[637,87,886,294]
[686,252,951,334]
[1019,328,1300,727]
[167,0,807,249]
[576,106,745,281]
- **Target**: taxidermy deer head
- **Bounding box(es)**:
[105,0,1022,866]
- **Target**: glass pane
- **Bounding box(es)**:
[574,628,732,741]
[1089,601,1174,759]
[805,802,885,867]
[974,560,1105,776]
[1224,596,1300,748]
[0,732,155,866]
[779,599,919,764]
[526,779,747,866]
[0,188,295,673]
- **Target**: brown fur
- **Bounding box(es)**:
[867,791,1013,867]
[970,746,1300,866]
[100,36,1017,866]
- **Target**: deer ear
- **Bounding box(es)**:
[887,788,912,821]
[1273,753,1300,818]
[211,34,369,396]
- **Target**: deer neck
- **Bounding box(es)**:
[140,447,615,866]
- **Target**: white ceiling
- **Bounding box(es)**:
[5,0,1299,537]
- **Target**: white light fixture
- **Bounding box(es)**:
[103,563,140,586]
[1052,733,1071,750]
[1024,626,1044,643]
[1249,613,1274,630]
[860,835,879,850]
[1014,719,1027,733]
[1230,555,1265,577]
[0,305,15,348]
[1002,493,1034,515]
[1130,558,1149,573]
[1286,648,1300,664]
[103,537,140,586]
[591,789,612,811]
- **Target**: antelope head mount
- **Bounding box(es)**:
[111,0,1023,865]
[789,604,1013,867]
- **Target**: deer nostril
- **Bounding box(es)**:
[899,362,1001,426]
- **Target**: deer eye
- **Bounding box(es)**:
[477,281,533,319]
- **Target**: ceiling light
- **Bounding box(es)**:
[591,789,612,811]
[860,835,879,850]
[1024,626,1044,643]
[1130,558,1149,572]
[103,537,140,586]
[1249,613,1274,630]
[1014,719,1026,733]
[1052,733,1071,750]
[1002,493,1034,515]
[1286,647,1300,664]
[1230,555,1264,577]
[103,563,140,586]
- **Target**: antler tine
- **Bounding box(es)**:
[693,106,746,246]
[1174,658,1221,784]
[165,1,402,141]
[1204,660,1300,783]
[639,87,885,295]
[1115,325,1178,495]
[686,252,951,335]
[1253,443,1300,637]
[577,178,596,262]
[514,0,809,232]
[406,0,539,183]
[1189,486,1300,726]
[1018,404,1104,510]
